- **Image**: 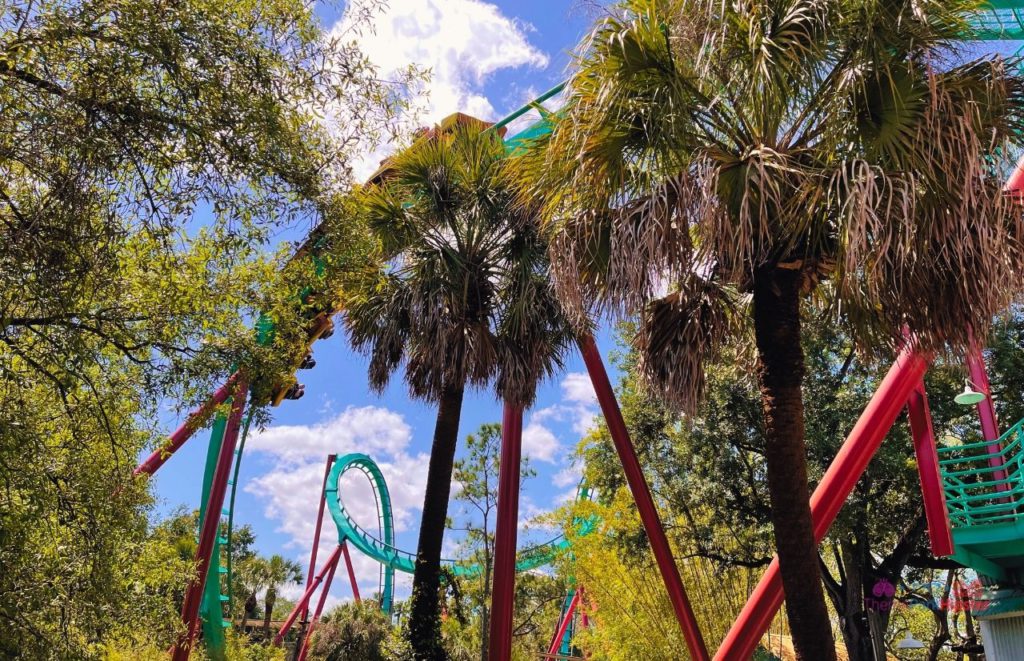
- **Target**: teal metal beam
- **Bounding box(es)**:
[487,82,566,134]
[951,545,1009,582]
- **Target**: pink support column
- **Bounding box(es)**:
[1003,154,1024,198]
[275,545,344,645]
[296,550,341,661]
[341,540,361,602]
[548,590,581,658]
[715,347,929,661]
[488,401,524,661]
[578,335,709,661]
[966,343,1008,486]
[906,381,955,556]
[301,454,337,624]
[171,379,249,661]
[135,371,241,476]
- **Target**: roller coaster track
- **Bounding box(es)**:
[325,452,594,614]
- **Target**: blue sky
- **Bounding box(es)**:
[149,0,611,610]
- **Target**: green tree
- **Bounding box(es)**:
[514,1,1024,656]
[0,0,410,656]
[343,123,573,659]
[261,555,303,637]
[308,600,409,661]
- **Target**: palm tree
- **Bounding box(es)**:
[235,556,270,628]
[262,555,303,637]
[343,121,573,659]
[512,1,1024,658]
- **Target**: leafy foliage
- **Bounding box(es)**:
[0,0,411,656]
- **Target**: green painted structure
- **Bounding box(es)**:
[324,452,593,615]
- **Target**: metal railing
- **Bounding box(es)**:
[938,418,1024,528]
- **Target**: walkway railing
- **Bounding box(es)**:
[938,418,1024,528]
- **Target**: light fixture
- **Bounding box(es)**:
[954,380,986,406]
[896,632,925,650]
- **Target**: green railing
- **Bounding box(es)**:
[938,418,1024,528]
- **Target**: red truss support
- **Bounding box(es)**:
[488,401,525,661]
[171,378,249,661]
[715,347,928,661]
[135,372,241,477]
[579,335,709,661]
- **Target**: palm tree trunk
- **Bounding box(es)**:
[752,267,836,661]
[264,588,276,639]
[408,384,466,660]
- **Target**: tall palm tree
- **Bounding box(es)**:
[235,556,270,627]
[343,122,573,659]
[512,1,1024,658]
[262,555,303,637]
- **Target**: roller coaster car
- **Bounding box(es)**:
[308,313,335,341]
[367,112,508,185]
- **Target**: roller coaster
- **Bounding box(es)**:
[269,452,593,661]
[135,3,1024,660]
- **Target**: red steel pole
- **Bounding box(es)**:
[275,545,344,645]
[966,344,1008,486]
[487,401,524,661]
[171,379,249,661]
[296,549,341,661]
[340,540,361,602]
[578,335,709,661]
[907,381,955,556]
[1003,154,1024,197]
[135,371,241,476]
[301,454,337,623]
[715,347,929,661]
[548,589,582,658]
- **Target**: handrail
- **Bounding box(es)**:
[937,420,1024,455]
[938,417,1024,530]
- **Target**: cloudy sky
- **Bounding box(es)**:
[149,0,612,612]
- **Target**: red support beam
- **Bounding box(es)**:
[275,545,344,645]
[296,549,341,661]
[1003,154,1024,197]
[301,454,337,623]
[907,381,955,556]
[715,347,929,661]
[171,379,249,661]
[341,540,360,602]
[578,335,709,661]
[135,371,241,476]
[548,589,581,658]
[488,401,524,661]
[966,344,1008,486]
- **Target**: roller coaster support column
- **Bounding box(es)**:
[296,549,340,661]
[548,589,581,658]
[578,335,709,661]
[171,378,249,661]
[275,544,344,645]
[907,381,954,556]
[341,541,360,602]
[966,341,1008,487]
[715,347,928,660]
[302,454,337,624]
[134,371,241,476]
[488,401,524,661]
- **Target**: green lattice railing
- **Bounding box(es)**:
[938,418,1024,528]
[973,1,1024,42]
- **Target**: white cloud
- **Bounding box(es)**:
[561,372,597,406]
[246,406,412,464]
[521,422,560,463]
[552,463,582,489]
[333,0,550,178]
